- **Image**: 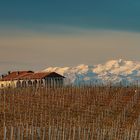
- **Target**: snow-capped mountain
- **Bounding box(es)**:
[42,59,140,85]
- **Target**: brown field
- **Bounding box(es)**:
[0,86,140,139]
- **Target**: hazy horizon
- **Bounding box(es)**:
[0,0,140,74]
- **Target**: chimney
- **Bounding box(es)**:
[1,75,4,79]
[8,71,11,75]
[16,71,20,75]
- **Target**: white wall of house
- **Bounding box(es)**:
[0,80,17,88]
[0,77,64,89]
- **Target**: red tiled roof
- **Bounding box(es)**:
[19,72,64,79]
[0,71,64,81]
[0,71,34,81]
[20,72,50,79]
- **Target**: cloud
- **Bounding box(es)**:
[0,26,140,73]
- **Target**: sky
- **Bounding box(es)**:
[0,0,140,74]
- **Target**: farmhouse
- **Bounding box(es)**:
[0,71,65,88]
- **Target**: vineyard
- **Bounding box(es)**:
[0,86,140,139]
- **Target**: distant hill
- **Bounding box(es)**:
[42,59,140,86]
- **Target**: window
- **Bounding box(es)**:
[22,81,27,87]
[16,81,21,88]
[28,80,32,86]
[8,83,11,88]
[33,80,37,87]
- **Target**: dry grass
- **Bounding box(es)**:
[0,86,140,139]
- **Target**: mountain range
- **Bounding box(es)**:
[42,59,140,86]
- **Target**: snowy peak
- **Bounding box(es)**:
[94,59,140,74]
[42,59,140,85]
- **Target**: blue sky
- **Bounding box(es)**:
[0,0,140,73]
[0,0,140,32]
